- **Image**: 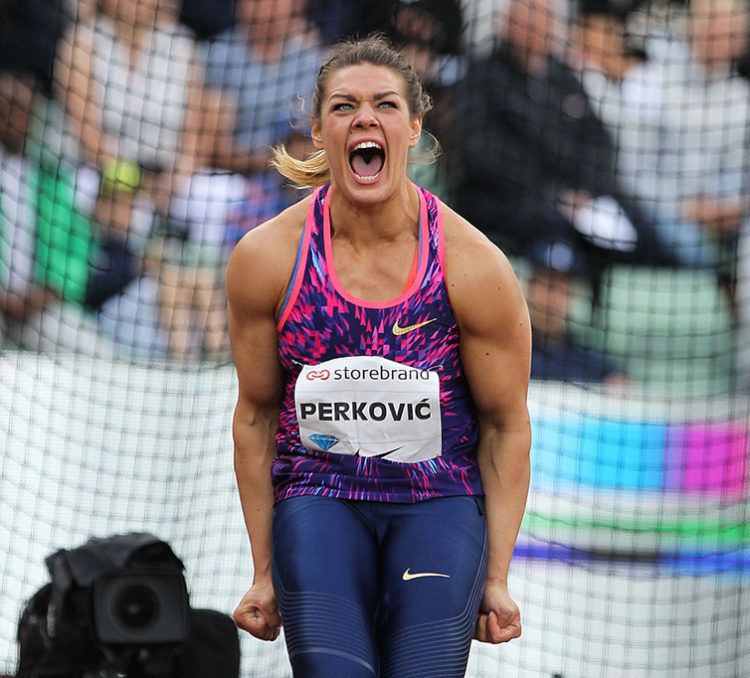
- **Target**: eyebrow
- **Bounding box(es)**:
[329,90,401,102]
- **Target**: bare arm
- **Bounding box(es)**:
[226,201,307,640]
[226,227,285,639]
[227,232,283,572]
[444,208,532,643]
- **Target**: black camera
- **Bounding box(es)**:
[92,570,188,646]
[17,533,238,678]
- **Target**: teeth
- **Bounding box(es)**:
[354,173,380,182]
[353,141,382,151]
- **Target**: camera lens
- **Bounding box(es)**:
[113,584,159,629]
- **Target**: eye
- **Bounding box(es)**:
[332,102,354,112]
[378,101,398,109]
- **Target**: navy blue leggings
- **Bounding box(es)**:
[272,495,487,678]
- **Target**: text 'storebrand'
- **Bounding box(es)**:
[306,365,431,382]
[294,355,442,464]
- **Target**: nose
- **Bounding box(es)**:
[351,102,379,130]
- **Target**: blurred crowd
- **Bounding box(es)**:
[1,0,749,389]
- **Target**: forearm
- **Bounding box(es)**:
[233,406,278,582]
[477,426,531,584]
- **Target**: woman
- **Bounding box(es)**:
[226,36,531,678]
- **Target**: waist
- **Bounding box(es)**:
[271,442,483,504]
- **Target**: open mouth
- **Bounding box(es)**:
[349,141,385,183]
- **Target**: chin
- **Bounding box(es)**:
[337,171,400,205]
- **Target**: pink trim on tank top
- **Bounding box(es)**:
[276,195,315,331]
[402,244,419,291]
[437,200,447,275]
[322,186,430,309]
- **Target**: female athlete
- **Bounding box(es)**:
[226,35,531,678]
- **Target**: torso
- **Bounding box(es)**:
[271,183,483,503]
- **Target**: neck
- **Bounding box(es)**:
[328,182,420,245]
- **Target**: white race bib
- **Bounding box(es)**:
[294,356,442,463]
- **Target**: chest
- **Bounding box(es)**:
[328,239,418,303]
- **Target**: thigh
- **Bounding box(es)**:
[377,496,488,678]
[272,495,379,678]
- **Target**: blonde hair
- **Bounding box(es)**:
[270,147,331,189]
[271,34,436,189]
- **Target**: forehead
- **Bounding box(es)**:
[324,63,406,98]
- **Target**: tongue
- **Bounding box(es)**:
[351,152,383,177]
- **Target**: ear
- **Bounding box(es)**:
[311,119,323,150]
[409,115,423,149]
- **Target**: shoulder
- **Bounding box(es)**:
[225,194,312,315]
[438,202,527,332]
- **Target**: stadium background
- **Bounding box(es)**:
[1,0,749,675]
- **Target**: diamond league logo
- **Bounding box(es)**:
[306,369,330,381]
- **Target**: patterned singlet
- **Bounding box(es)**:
[273,183,482,503]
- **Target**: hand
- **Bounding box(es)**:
[474,580,522,644]
[232,579,282,641]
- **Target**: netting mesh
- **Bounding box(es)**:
[1,0,749,676]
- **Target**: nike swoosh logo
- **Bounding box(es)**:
[355,446,403,458]
[402,568,450,581]
[392,318,437,336]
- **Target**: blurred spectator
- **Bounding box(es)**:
[84,160,144,313]
[388,0,464,60]
[1,72,53,339]
[607,0,750,294]
[153,169,245,361]
[453,0,673,297]
[0,0,71,95]
[49,0,235,360]
[95,165,171,360]
[203,0,325,176]
[387,0,465,199]
[313,0,465,51]
[305,0,369,44]
[226,130,314,243]
[574,0,731,269]
[54,0,214,184]
[95,163,244,362]
[527,238,626,384]
[0,70,115,355]
[86,161,169,359]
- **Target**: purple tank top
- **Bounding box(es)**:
[273,184,482,503]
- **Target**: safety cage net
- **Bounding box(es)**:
[1,0,749,676]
